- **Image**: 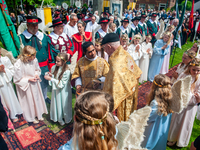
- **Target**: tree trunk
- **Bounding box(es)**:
[13,0,19,28]
[93,0,103,15]
[123,0,129,11]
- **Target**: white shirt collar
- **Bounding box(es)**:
[22,30,44,41]
[131,23,138,30]
[49,32,67,40]
[98,28,108,37]
[85,55,98,61]
[149,19,157,24]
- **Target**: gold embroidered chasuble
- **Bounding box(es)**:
[103,45,142,121]
[72,56,109,89]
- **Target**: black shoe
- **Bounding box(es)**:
[45,97,51,104]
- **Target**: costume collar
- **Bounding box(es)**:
[131,23,138,30]
[149,19,157,24]
[85,55,98,61]
[49,32,68,40]
[72,32,92,43]
[22,30,44,41]
[98,28,108,37]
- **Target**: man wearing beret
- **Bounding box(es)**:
[139,13,148,35]
[19,16,60,101]
[116,18,133,41]
[95,18,110,39]
[48,18,74,64]
[102,33,142,121]
[131,16,144,36]
[146,13,159,44]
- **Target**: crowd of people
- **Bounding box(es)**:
[1,5,200,150]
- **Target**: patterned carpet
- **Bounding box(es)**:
[2,65,178,150]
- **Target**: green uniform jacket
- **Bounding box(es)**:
[20,31,60,75]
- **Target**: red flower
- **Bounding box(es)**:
[152,33,156,37]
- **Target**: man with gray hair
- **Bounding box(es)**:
[102,33,142,121]
[94,11,99,23]
[63,13,78,38]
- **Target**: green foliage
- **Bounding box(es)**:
[63,1,71,7]
[181,0,192,10]
[83,3,88,9]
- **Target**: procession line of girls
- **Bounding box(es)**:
[0,45,72,125]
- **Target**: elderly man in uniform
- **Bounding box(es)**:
[131,16,144,36]
[116,18,133,41]
[146,13,159,44]
[95,18,110,39]
[102,33,142,121]
[139,13,148,35]
[71,42,109,94]
[19,16,60,101]
[48,18,74,64]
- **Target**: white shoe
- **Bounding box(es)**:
[33,120,39,124]
[167,141,176,146]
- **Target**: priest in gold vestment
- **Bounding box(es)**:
[72,42,109,93]
[102,33,142,121]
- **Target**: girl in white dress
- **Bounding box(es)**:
[95,38,109,62]
[120,33,129,51]
[171,50,196,83]
[0,49,22,122]
[139,34,153,83]
[44,53,72,125]
[127,34,142,67]
[14,46,48,124]
[168,58,200,147]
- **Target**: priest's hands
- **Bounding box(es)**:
[76,85,82,93]
[0,65,5,73]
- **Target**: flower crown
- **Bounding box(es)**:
[184,51,195,59]
[75,105,109,125]
[153,80,168,88]
[190,62,200,66]
[23,53,36,57]
[57,54,67,62]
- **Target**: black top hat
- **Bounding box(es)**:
[121,18,129,23]
[141,13,147,18]
[26,16,42,24]
[49,18,63,28]
[151,13,157,17]
[98,17,110,24]
[131,16,140,22]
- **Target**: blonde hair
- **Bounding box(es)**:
[130,34,141,45]
[161,31,172,45]
[73,91,118,150]
[184,58,200,92]
[18,45,36,63]
[180,50,196,69]
[109,23,116,28]
[147,74,172,116]
[120,34,129,45]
